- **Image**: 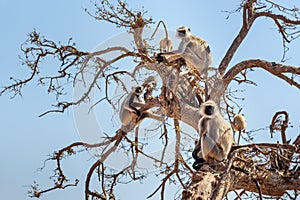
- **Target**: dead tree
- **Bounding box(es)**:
[1,0,300,199]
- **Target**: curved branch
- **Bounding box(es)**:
[255,11,300,43]
[223,59,300,89]
[219,1,300,75]
[30,138,119,198]
[0,31,88,98]
[219,1,256,75]
[269,111,289,144]
[257,11,300,25]
[85,130,125,200]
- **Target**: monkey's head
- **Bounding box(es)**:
[142,76,157,88]
[200,100,218,118]
[176,26,191,39]
[132,85,144,95]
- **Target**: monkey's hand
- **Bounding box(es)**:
[136,109,141,116]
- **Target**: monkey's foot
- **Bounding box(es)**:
[192,158,205,171]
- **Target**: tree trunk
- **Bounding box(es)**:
[183,144,300,200]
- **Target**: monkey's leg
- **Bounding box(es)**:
[192,139,202,160]
[202,135,226,162]
[156,52,182,63]
[192,158,206,171]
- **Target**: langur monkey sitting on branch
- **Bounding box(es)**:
[142,76,158,103]
[232,114,247,145]
[192,100,235,170]
[151,20,173,53]
[119,85,163,133]
[156,26,212,78]
[159,37,173,53]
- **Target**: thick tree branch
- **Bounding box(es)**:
[219,1,256,75]
[223,59,300,89]
[219,1,300,75]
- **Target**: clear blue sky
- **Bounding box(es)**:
[1,1,300,200]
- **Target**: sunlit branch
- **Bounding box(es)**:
[223,59,300,89]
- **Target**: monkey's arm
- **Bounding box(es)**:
[192,118,207,160]
[155,52,183,63]
[155,41,188,63]
[161,41,186,57]
[123,104,142,116]
[192,139,202,160]
[201,133,225,162]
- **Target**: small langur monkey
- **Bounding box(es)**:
[232,114,247,145]
[119,85,163,133]
[192,100,234,169]
[151,20,173,53]
[159,37,173,52]
[142,76,158,103]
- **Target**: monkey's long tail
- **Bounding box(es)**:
[237,130,241,145]
[150,20,169,41]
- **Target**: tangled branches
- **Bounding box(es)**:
[1,30,88,98]
[184,142,300,200]
[2,0,300,200]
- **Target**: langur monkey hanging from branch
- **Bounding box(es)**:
[192,100,235,170]
[151,20,173,52]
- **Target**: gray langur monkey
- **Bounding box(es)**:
[157,26,212,78]
[119,85,163,133]
[232,114,247,145]
[175,26,212,77]
[193,100,234,168]
[151,20,173,53]
[142,76,158,103]
[159,37,173,53]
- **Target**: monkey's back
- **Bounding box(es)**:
[232,114,247,132]
[183,35,212,75]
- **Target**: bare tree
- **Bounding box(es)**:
[1,0,300,199]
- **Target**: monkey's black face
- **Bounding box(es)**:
[135,86,143,94]
[205,105,214,116]
[177,30,186,38]
[176,26,190,38]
